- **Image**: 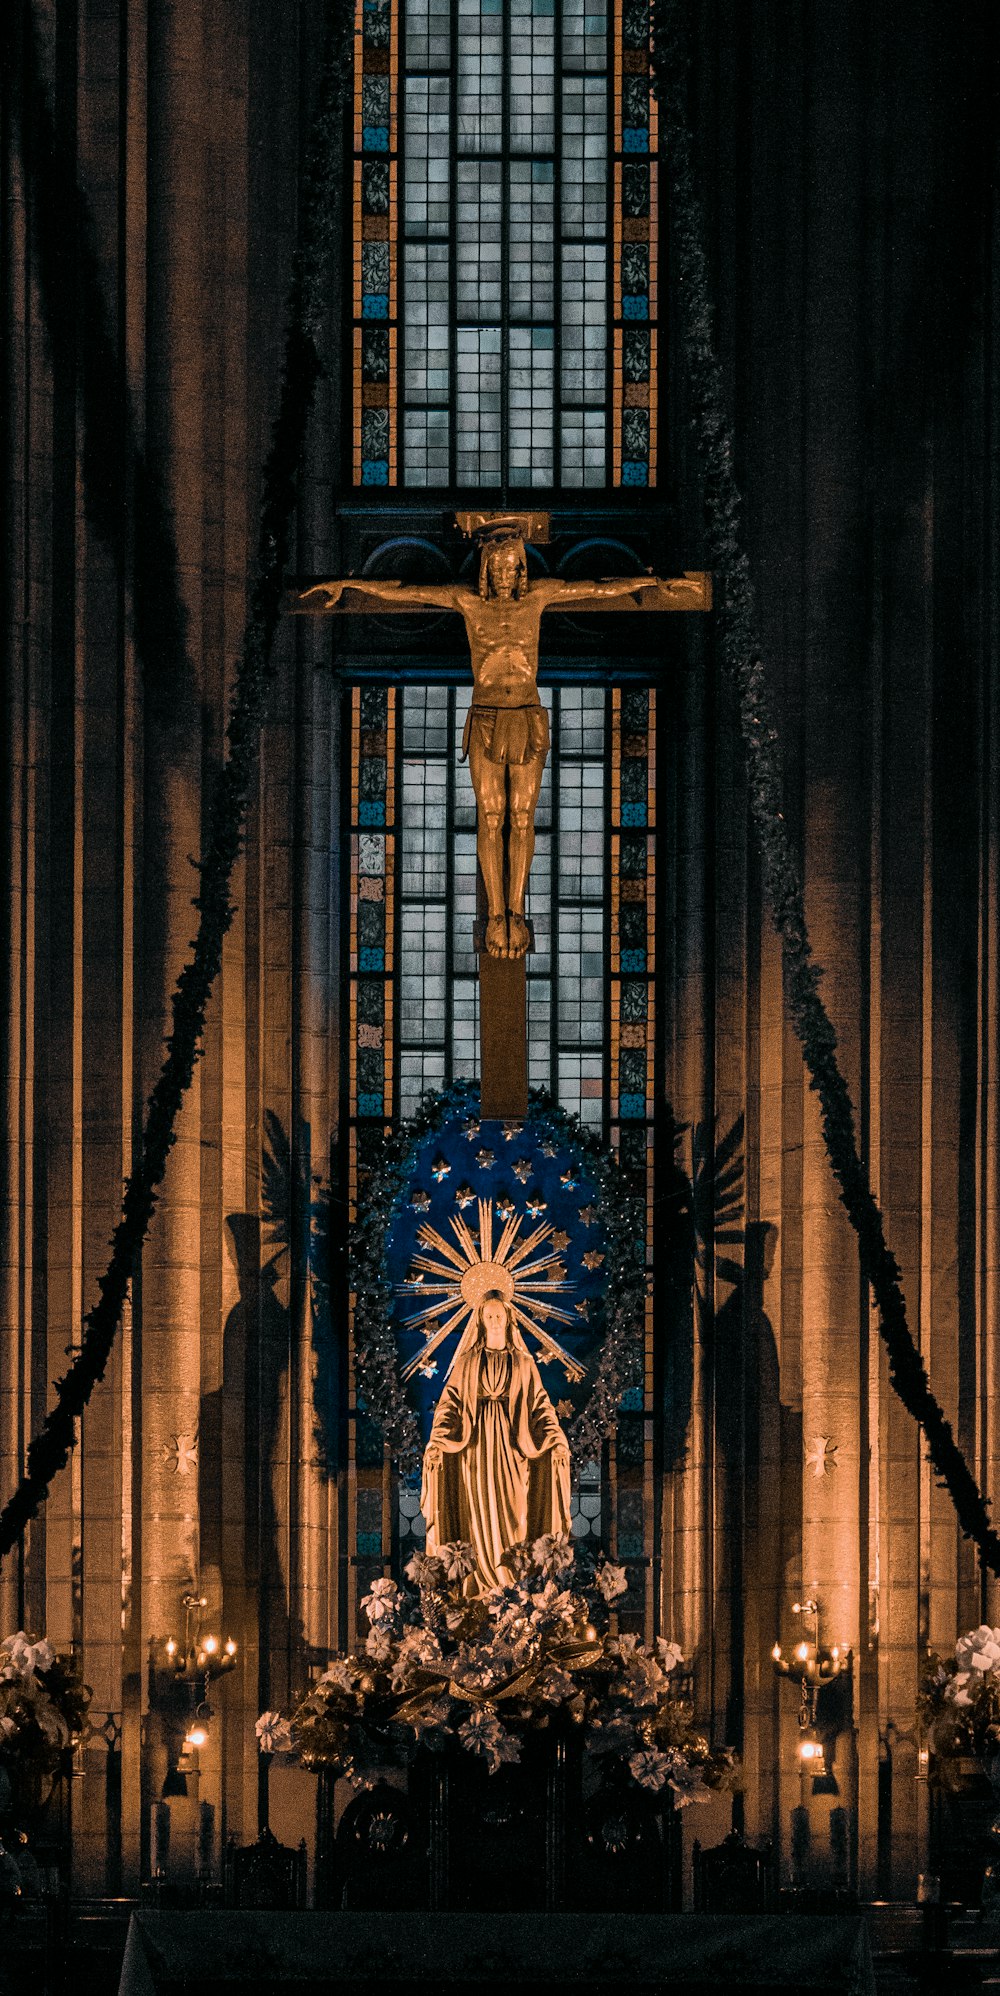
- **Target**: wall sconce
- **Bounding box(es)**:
[772,1599,850,1690]
[159,1590,237,1790]
[773,1599,851,1782]
[164,1594,237,1688]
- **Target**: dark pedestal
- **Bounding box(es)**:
[316,1742,679,1916]
[929,1759,997,1907]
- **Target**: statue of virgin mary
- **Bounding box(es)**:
[420,1290,572,1592]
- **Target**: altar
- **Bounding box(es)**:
[117,1912,876,1996]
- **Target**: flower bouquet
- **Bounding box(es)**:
[919,1624,1000,1909]
[919,1624,1000,1768]
[0,1632,90,1821]
[258,1537,735,1805]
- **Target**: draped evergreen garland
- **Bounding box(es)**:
[651,0,1000,1576]
[0,0,353,1561]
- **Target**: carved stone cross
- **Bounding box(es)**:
[286,513,710,1116]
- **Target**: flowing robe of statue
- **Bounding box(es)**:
[421,1332,571,1591]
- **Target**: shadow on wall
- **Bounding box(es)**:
[713,1215,801,1566]
[660,1111,754,1470]
[199,1113,341,1653]
[660,1109,800,1506]
[660,1111,803,1755]
[198,1215,295,1682]
[259,1111,338,1473]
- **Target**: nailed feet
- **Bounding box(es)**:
[485,914,509,957]
[484,912,531,959]
[506,913,530,959]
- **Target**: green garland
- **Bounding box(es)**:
[652,0,1000,1575]
[352,1085,646,1476]
[0,0,353,1561]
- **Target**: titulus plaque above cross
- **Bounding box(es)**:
[285,513,711,1118]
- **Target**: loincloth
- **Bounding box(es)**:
[461,704,550,767]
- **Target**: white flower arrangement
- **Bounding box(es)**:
[920,1624,1000,1763]
[257,1538,735,1806]
[0,1631,90,1793]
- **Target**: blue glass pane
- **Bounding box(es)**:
[620,1092,646,1119]
[358,1093,384,1117]
[620,947,646,971]
[362,125,390,151]
[620,802,647,827]
[622,126,649,152]
[361,461,390,485]
[621,459,648,485]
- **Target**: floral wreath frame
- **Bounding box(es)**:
[351,1083,647,1477]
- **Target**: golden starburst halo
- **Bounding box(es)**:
[399,1197,586,1386]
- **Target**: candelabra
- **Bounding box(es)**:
[163,1593,237,1761]
[772,1599,850,1777]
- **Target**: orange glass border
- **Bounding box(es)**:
[353,0,399,487]
[347,685,398,1623]
[612,2,659,489]
[608,687,657,1630]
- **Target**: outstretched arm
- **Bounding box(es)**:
[288,578,464,614]
[534,574,662,609]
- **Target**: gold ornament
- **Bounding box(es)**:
[400,1196,586,1386]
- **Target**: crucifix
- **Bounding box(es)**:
[286,513,710,1117]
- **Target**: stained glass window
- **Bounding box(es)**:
[395,684,605,1121]
[352,0,659,490]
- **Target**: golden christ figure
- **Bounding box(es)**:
[291,530,669,959]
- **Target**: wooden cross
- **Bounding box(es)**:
[286,513,710,1118]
